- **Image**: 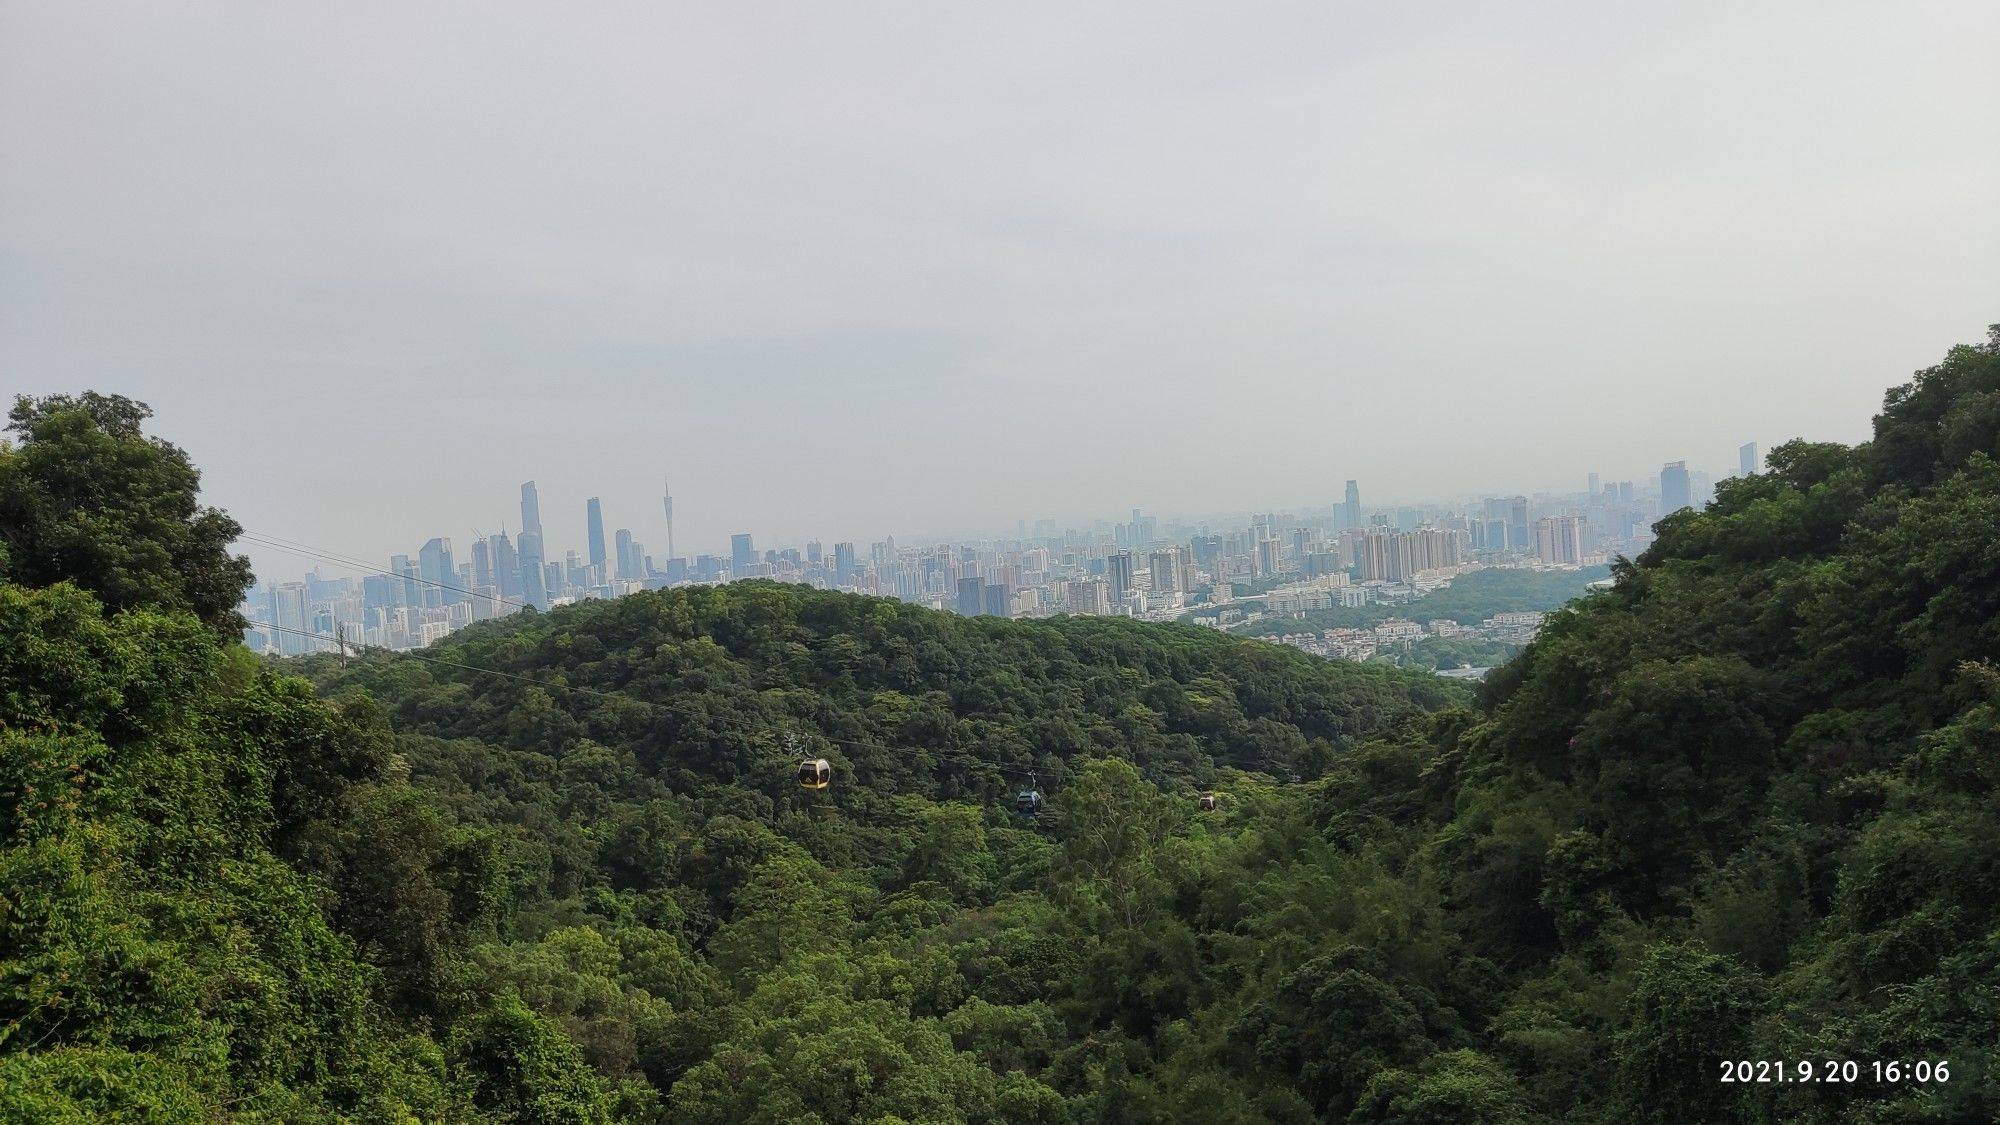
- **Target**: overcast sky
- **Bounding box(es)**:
[4,2,1996,577]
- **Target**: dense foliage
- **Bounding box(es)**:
[1372,635,1521,671]
[291,583,1471,1121]
[1,393,252,634]
[0,398,603,1119]
[5,325,1999,1122]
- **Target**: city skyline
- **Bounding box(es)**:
[230,426,1768,588]
[6,4,1994,583]
[238,443,1745,591]
[244,446,1722,662]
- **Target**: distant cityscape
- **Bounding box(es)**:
[244,443,1761,670]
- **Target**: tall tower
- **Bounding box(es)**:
[520,482,544,545]
[661,477,675,562]
[614,529,635,581]
[1661,461,1693,513]
[1343,480,1361,530]
[518,530,549,609]
[1739,443,1759,476]
[1106,550,1135,605]
[419,537,457,606]
[586,497,607,573]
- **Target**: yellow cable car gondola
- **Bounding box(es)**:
[1198,791,1218,812]
[797,757,832,790]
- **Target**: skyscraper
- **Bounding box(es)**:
[1505,498,1529,552]
[585,497,607,574]
[955,576,985,617]
[614,528,635,581]
[1106,550,1135,605]
[1067,578,1109,614]
[1587,472,1600,495]
[661,478,676,562]
[833,541,857,586]
[1342,480,1361,530]
[419,537,456,606]
[269,582,309,656]
[1190,535,1222,574]
[983,582,1011,618]
[1739,443,1759,476]
[1255,537,1280,578]
[1661,461,1693,513]
[517,530,549,609]
[1149,548,1181,594]
[1534,516,1583,565]
[730,533,755,575]
[470,537,493,592]
[1358,531,1392,582]
[520,481,543,545]
[488,533,520,601]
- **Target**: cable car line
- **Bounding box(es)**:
[239,531,1052,786]
[241,534,1238,810]
[239,530,537,616]
[258,612,1056,788]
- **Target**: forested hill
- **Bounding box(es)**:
[307,582,1468,812]
[5,324,2000,1123]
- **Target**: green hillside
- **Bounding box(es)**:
[4,325,2000,1122]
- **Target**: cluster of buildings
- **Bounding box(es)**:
[244,446,1758,659]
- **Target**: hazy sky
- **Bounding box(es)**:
[4,2,1997,577]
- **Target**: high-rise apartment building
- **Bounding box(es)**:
[269,582,310,656]
[1255,537,1281,578]
[1358,531,1391,582]
[1106,551,1135,605]
[1739,443,1759,476]
[1534,516,1583,565]
[1067,578,1109,615]
[1358,527,1460,582]
[1149,547,1182,594]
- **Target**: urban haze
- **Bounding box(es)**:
[3,2,1996,573]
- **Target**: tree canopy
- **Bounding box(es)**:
[0,392,251,633]
[5,325,2000,1121]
